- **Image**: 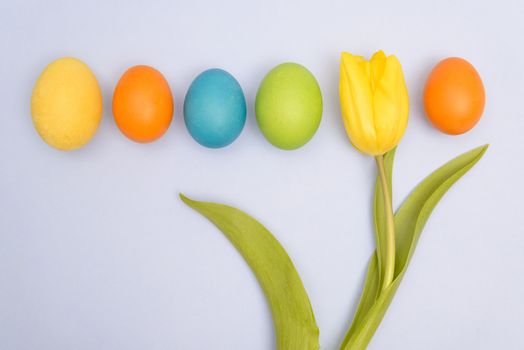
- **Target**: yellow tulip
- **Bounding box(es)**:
[339,51,409,156]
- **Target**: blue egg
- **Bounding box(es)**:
[184,69,247,148]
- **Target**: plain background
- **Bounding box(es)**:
[1,0,523,349]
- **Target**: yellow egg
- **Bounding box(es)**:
[31,57,103,150]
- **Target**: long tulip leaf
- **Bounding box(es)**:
[373,149,396,289]
[341,144,488,349]
[394,144,488,278]
[371,149,396,291]
[340,149,395,347]
[180,194,320,350]
[340,252,379,348]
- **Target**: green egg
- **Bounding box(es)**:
[255,63,322,150]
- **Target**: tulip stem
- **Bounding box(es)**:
[375,154,395,291]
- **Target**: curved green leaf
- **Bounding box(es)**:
[341,149,395,348]
[180,194,320,350]
[373,148,396,286]
[394,144,488,279]
[341,252,379,347]
[341,144,488,349]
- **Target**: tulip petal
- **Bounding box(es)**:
[370,51,387,92]
[340,52,378,155]
[373,55,409,153]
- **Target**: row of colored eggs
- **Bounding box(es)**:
[31,56,485,151]
[31,58,322,151]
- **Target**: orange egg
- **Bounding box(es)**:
[113,65,173,142]
[423,57,485,135]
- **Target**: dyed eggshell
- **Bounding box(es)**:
[255,63,322,150]
[113,65,173,143]
[184,69,246,148]
[31,57,103,151]
[424,57,485,135]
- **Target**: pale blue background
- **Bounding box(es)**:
[1,0,523,349]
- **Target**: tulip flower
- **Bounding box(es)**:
[339,50,409,156]
[339,50,409,291]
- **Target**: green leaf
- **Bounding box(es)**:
[371,149,397,294]
[341,144,488,350]
[373,148,396,286]
[393,145,488,278]
[340,149,396,348]
[340,252,379,347]
[180,194,320,350]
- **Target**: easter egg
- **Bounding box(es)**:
[31,57,102,151]
[255,63,322,150]
[113,65,173,143]
[424,57,485,135]
[184,69,246,148]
